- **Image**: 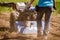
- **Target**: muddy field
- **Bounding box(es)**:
[0,11,60,40]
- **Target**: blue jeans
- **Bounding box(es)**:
[35,6,52,36]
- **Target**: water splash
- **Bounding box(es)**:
[15,21,44,34]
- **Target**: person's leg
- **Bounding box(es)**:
[36,7,45,37]
[43,7,52,40]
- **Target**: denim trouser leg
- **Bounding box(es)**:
[44,8,52,36]
[36,7,52,37]
[36,10,44,36]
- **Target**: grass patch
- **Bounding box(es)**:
[56,0,60,2]
[56,2,60,10]
[0,0,28,2]
[0,6,12,12]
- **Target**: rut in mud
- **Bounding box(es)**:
[0,12,60,40]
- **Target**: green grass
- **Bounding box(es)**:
[0,0,60,12]
[0,0,28,2]
[56,0,60,2]
[56,2,60,10]
[0,6,12,12]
